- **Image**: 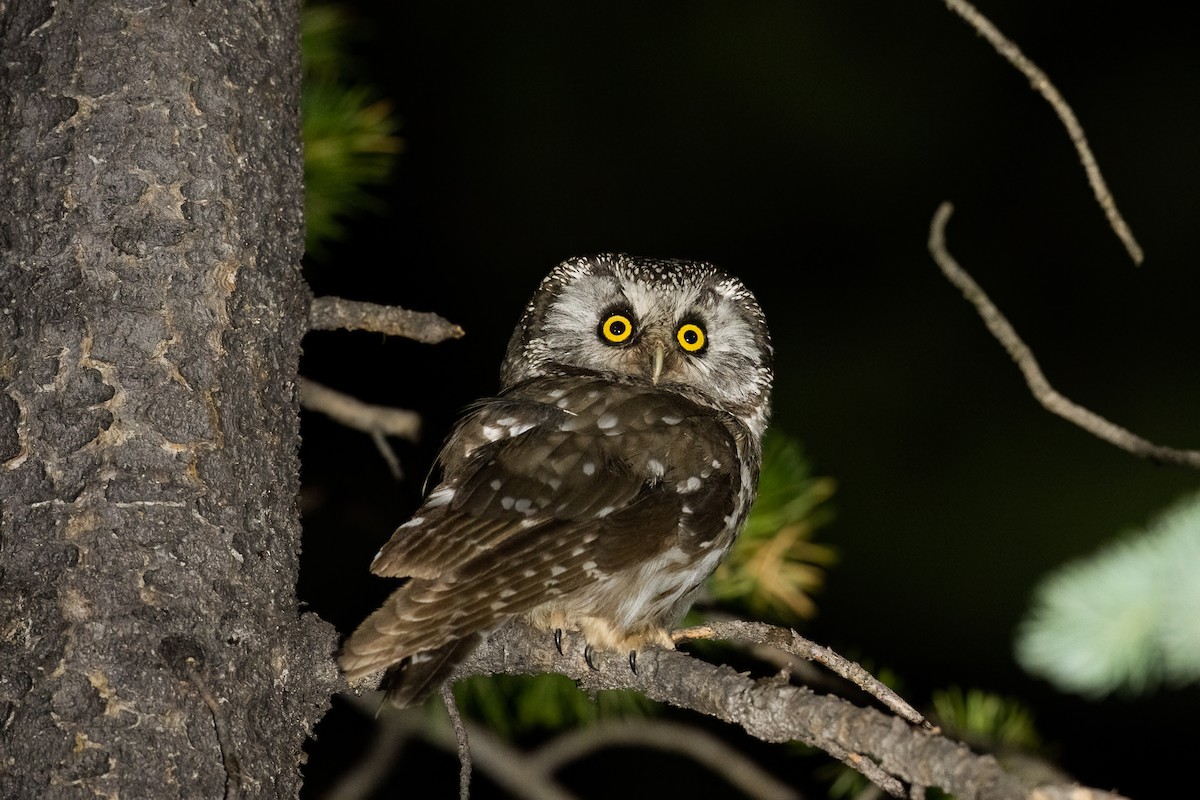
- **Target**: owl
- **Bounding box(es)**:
[340,253,773,707]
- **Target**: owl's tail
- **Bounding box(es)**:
[340,579,502,707]
[341,622,483,709]
[388,635,482,708]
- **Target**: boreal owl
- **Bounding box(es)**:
[340,253,773,706]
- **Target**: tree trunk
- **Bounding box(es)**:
[0,2,340,797]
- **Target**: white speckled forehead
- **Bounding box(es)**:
[539,253,760,328]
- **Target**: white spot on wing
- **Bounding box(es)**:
[427,488,455,507]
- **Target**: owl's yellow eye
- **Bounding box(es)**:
[676,322,706,353]
[599,313,635,344]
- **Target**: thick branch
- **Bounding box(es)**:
[455,620,1129,800]
[308,296,464,343]
[942,0,1142,265]
[929,203,1200,469]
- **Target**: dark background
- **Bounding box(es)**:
[298,3,1200,797]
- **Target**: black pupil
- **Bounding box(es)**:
[609,319,626,336]
[683,329,698,344]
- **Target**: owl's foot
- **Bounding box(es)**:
[530,612,673,672]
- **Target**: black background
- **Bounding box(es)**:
[299,3,1200,797]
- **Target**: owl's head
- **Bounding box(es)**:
[502,254,773,436]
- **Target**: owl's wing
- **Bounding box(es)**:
[340,376,743,682]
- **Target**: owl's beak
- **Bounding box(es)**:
[650,342,665,384]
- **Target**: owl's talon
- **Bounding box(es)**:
[554,628,564,655]
[584,644,599,670]
[628,650,638,674]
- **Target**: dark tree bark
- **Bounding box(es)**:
[0,2,340,797]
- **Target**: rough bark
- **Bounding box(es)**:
[0,2,340,798]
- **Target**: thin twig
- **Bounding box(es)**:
[309,296,464,343]
[299,377,420,478]
[942,0,1142,265]
[440,684,472,800]
[185,662,242,800]
[529,719,801,800]
[335,693,579,800]
[832,746,907,799]
[458,724,581,800]
[929,202,1200,469]
[674,621,931,730]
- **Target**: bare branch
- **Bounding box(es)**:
[529,719,801,800]
[453,620,1129,800]
[300,378,421,442]
[929,203,1200,469]
[308,296,465,343]
[454,724,582,800]
[942,0,1143,265]
[676,620,930,729]
[332,693,581,800]
[299,377,420,478]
